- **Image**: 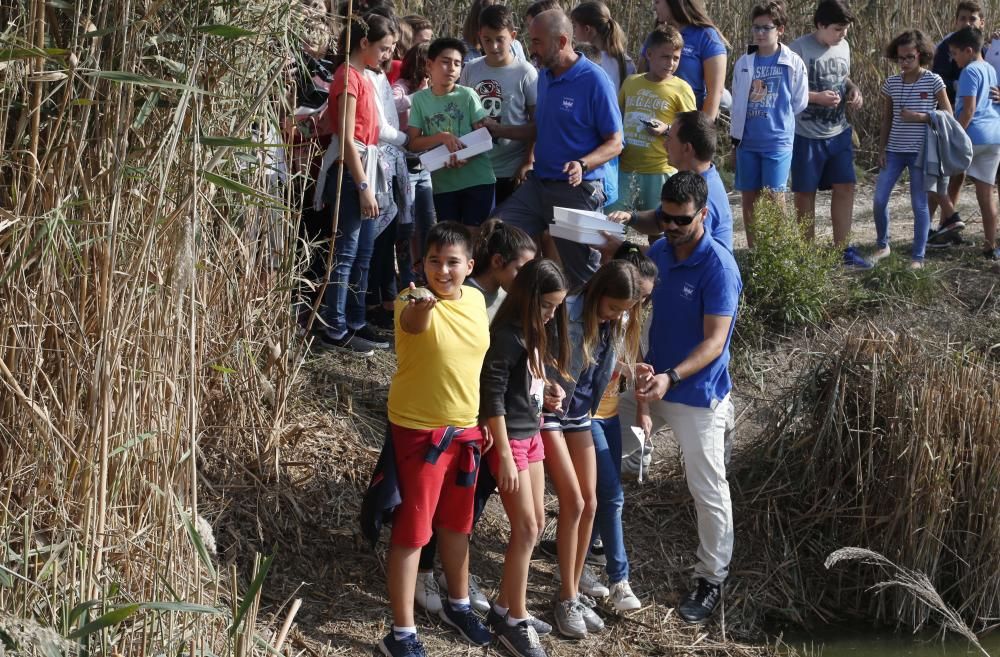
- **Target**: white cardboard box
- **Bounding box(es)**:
[553,206,626,233]
[550,223,622,246]
[418,127,493,172]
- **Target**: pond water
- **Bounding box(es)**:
[780,629,1000,657]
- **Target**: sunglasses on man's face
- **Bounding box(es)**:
[655,206,701,226]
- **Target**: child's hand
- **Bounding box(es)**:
[514,161,533,185]
[439,132,465,152]
[360,187,380,218]
[643,118,666,135]
[401,283,437,311]
[445,153,469,168]
[543,382,565,412]
[878,150,887,169]
[478,117,500,134]
[900,108,926,124]
[481,425,494,454]
[814,90,841,108]
[846,86,863,110]
[991,86,1000,104]
[496,453,519,494]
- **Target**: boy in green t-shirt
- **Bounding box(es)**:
[610,26,696,212]
[408,38,497,236]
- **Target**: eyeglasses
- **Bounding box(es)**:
[751,24,777,33]
[655,206,702,226]
[897,54,918,63]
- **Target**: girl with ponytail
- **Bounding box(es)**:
[570,1,636,90]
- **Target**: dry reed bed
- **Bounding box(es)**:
[733,324,1000,632]
[0,0,315,653]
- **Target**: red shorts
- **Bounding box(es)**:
[390,423,484,548]
[487,432,545,473]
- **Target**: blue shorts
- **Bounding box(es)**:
[791,128,857,193]
[735,148,792,192]
[433,183,495,227]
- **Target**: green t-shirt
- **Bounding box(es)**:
[409,85,496,194]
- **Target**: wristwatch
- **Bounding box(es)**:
[357,180,369,191]
[663,368,681,385]
[575,159,588,173]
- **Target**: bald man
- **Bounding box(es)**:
[490,9,623,290]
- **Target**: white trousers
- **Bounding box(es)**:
[618,391,735,584]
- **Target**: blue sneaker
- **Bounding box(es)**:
[379,632,426,657]
[439,603,492,646]
[842,246,872,270]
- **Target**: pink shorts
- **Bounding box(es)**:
[487,432,545,473]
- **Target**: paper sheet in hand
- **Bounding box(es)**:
[418,127,493,172]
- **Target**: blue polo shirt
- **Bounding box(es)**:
[646,227,742,408]
[702,164,733,252]
[535,53,623,180]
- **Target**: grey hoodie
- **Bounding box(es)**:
[919,110,973,195]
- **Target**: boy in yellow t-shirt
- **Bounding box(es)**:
[610,26,696,212]
[381,221,492,657]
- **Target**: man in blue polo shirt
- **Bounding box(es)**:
[608,111,733,251]
[609,172,741,625]
[491,8,623,289]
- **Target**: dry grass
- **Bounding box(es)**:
[1,0,319,652]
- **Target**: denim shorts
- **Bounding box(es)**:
[735,148,793,192]
[791,127,857,193]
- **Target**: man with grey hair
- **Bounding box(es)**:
[487,9,623,290]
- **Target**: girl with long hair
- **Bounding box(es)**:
[570,1,635,89]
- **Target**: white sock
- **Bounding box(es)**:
[449,596,471,610]
[506,614,529,627]
[392,625,417,641]
[492,602,509,616]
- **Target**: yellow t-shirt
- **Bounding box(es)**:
[593,370,621,420]
[387,287,490,430]
[618,73,697,174]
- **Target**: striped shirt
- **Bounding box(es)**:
[881,71,946,153]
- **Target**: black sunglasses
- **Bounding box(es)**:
[655,206,702,226]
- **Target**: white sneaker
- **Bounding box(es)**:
[437,572,490,614]
[609,579,642,611]
[579,565,610,598]
[871,246,891,263]
[415,571,442,614]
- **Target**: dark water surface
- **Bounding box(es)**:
[780,629,1000,657]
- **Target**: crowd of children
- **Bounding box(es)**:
[287,0,1000,655]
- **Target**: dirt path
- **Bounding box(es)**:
[204,181,1000,657]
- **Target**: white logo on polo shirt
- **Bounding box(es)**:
[681,282,696,300]
[561,96,575,111]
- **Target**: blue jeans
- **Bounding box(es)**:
[410,168,436,260]
[873,151,929,261]
[321,170,378,338]
[591,416,628,583]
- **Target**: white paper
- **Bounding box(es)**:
[630,426,646,483]
[418,127,493,172]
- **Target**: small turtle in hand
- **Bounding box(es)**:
[398,287,435,302]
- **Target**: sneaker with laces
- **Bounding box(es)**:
[487,606,505,633]
[437,572,490,614]
[579,565,610,598]
[871,246,891,264]
[496,619,547,657]
[438,603,492,646]
[576,593,605,632]
[842,246,872,271]
[677,578,723,625]
[609,579,642,611]
[414,571,442,615]
[318,330,376,356]
[527,615,552,636]
[553,597,587,639]
[352,324,390,349]
[379,632,426,657]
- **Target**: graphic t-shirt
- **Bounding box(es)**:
[987,38,1000,79]
[643,25,726,110]
[790,34,851,139]
[956,60,1000,146]
[409,85,496,194]
[881,72,945,153]
[740,52,794,152]
[618,73,696,174]
[459,58,539,178]
[388,287,490,430]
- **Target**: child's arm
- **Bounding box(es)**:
[701,55,727,122]
[845,78,863,110]
[336,92,379,218]
[398,291,437,334]
[957,95,976,130]
[407,125,464,153]
[485,416,519,494]
[878,93,893,168]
